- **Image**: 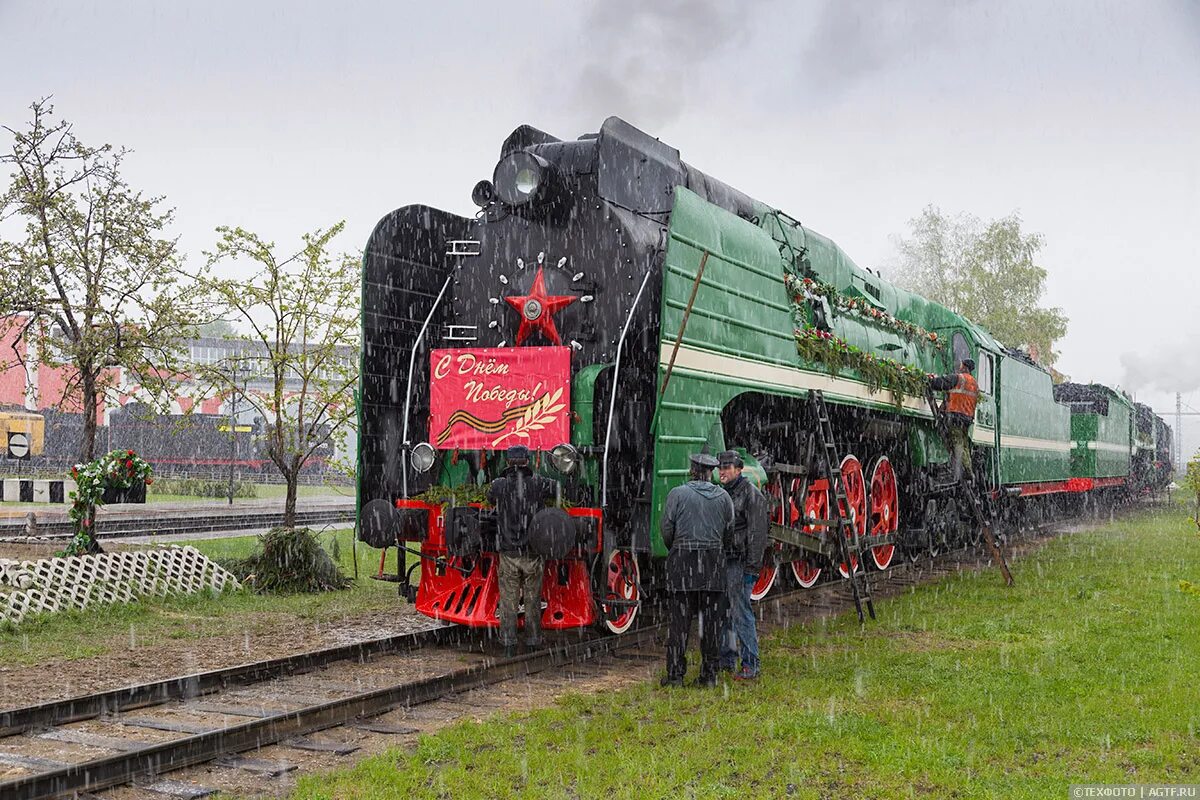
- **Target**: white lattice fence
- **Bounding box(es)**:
[0,547,240,627]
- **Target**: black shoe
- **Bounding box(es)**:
[503,644,516,658]
[660,676,683,687]
[691,676,718,688]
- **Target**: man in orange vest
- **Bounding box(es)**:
[929,358,980,484]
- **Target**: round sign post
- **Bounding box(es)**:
[7,432,29,459]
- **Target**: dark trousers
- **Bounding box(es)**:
[948,424,975,484]
[665,590,723,682]
[498,553,544,646]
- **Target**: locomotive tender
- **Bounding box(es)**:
[356,117,1174,634]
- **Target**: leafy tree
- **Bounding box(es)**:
[1184,453,1200,530]
[194,223,359,529]
[892,205,1068,366]
[0,99,202,461]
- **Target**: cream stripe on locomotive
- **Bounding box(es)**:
[660,343,1071,454]
[659,342,932,414]
[1071,440,1131,453]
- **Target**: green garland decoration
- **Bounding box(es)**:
[60,449,154,557]
[785,273,945,350]
[794,328,930,402]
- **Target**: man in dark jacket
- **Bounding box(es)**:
[660,452,734,687]
[487,445,557,655]
[716,449,769,680]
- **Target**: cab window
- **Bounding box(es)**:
[951,332,971,369]
[978,352,994,394]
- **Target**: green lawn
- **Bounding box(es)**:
[0,529,406,668]
[291,508,1200,800]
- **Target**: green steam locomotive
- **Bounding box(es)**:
[356,117,1173,633]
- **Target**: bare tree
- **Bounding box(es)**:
[0,99,202,461]
[195,223,359,528]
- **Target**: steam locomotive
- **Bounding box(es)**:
[356,117,1175,634]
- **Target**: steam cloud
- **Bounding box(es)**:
[565,0,753,130]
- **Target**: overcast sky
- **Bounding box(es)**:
[3,0,1198,459]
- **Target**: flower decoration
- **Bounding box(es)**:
[785,273,945,351]
[61,449,154,557]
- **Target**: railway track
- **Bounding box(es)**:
[0,525,1062,800]
[0,506,354,544]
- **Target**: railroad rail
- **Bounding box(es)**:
[0,526,1060,800]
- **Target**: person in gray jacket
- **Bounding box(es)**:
[660,453,734,687]
[716,449,769,679]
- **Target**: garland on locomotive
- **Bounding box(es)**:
[356,117,1176,635]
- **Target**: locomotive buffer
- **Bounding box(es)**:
[924,388,1015,586]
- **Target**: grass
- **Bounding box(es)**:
[289,508,1200,800]
[0,528,408,669]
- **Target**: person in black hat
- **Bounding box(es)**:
[487,444,558,656]
[660,452,734,687]
[716,449,768,680]
[929,358,980,484]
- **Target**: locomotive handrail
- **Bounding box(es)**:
[402,273,454,498]
[601,269,653,509]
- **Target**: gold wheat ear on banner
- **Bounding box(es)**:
[491,388,565,446]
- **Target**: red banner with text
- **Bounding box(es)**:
[429,347,571,450]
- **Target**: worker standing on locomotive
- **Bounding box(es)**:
[716,449,769,680]
[660,453,735,688]
[488,445,558,657]
[930,358,980,484]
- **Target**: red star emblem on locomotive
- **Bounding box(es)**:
[504,265,578,345]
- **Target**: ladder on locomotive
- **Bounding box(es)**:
[807,389,876,622]
[923,388,1015,586]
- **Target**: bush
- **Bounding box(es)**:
[149,477,258,498]
[220,527,351,594]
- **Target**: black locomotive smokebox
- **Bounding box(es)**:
[528,508,577,559]
[359,498,398,548]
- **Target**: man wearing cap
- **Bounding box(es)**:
[717,449,769,680]
[929,359,980,484]
[487,445,558,656]
[660,452,735,687]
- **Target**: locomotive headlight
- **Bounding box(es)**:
[493,151,553,207]
[549,442,579,475]
[410,442,436,473]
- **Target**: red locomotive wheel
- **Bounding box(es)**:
[600,549,640,634]
[868,455,899,570]
[750,480,785,600]
[790,476,823,588]
[836,454,866,578]
[751,554,780,600]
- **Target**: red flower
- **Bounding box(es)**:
[145,478,154,485]
[127,449,134,456]
[126,460,133,468]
